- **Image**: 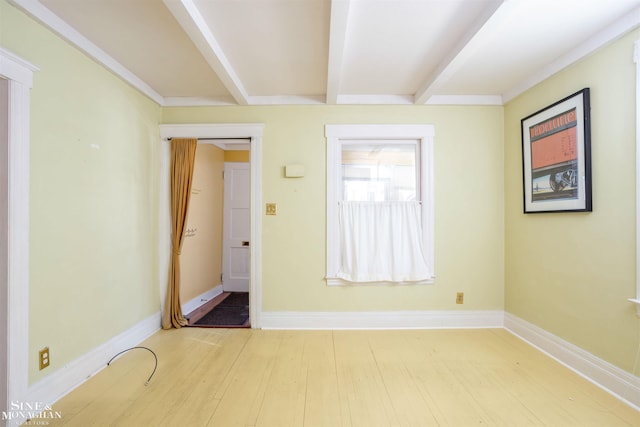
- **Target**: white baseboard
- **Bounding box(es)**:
[260,310,504,330]
[22,312,161,423]
[181,284,223,316]
[504,312,640,410]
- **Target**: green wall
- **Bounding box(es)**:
[1,1,162,383]
[163,105,505,312]
[504,29,640,374]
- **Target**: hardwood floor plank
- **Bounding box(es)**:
[157,330,251,427]
[389,329,495,426]
[157,329,247,426]
[488,329,638,426]
[41,328,640,427]
[254,331,307,427]
[108,329,227,426]
[438,330,547,425]
[41,347,153,424]
[49,340,182,426]
[332,331,401,426]
[205,330,281,426]
[300,331,342,427]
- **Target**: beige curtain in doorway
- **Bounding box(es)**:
[162,138,198,329]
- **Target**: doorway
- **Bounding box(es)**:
[181,144,250,327]
[158,124,264,328]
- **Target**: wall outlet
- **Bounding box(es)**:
[456,292,464,304]
[39,347,50,370]
[266,203,277,215]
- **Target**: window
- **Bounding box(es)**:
[325,125,435,285]
[342,142,418,202]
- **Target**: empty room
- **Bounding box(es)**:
[1,0,640,426]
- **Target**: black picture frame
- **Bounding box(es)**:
[521,88,592,213]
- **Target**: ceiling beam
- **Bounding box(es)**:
[326,0,351,104]
[163,0,250,106]
[413,0,507,105]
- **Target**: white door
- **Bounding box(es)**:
[222,162,250,292]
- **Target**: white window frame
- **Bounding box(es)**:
[325,124,435,286]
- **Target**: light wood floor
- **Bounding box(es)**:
[39,328,639,426]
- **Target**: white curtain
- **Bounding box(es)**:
[337,201,432,283]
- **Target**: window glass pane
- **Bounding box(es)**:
[342,143,417,201]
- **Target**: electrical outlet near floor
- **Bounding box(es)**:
[456,292,464,304]
[39,347,50,370]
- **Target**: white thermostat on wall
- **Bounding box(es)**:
[285,164,305,178]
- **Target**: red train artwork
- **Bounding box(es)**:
[529,108,578,200]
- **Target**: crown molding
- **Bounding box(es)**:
[8,0,164,105]
[426,95,503,106]
[249,95,326,105]
[336,94,414,105]
[503,5,640,103]
[162,96,237,107]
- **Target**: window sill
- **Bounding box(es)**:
[629,299,640,318]
[326,277,435,286]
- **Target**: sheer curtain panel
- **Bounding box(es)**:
[337,201,432,283]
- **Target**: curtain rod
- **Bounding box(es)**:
[166,137,250,141]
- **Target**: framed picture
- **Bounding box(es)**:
[521,88,592,213]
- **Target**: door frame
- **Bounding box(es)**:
[0,47,37,426]
[159,124,263,328]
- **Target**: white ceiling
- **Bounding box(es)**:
[11,0,640,106]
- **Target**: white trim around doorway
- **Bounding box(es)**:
[0,47,38,427]
[159,124,264,328]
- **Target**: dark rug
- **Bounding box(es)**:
[217,292,249,307]
[194,292,249,327]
